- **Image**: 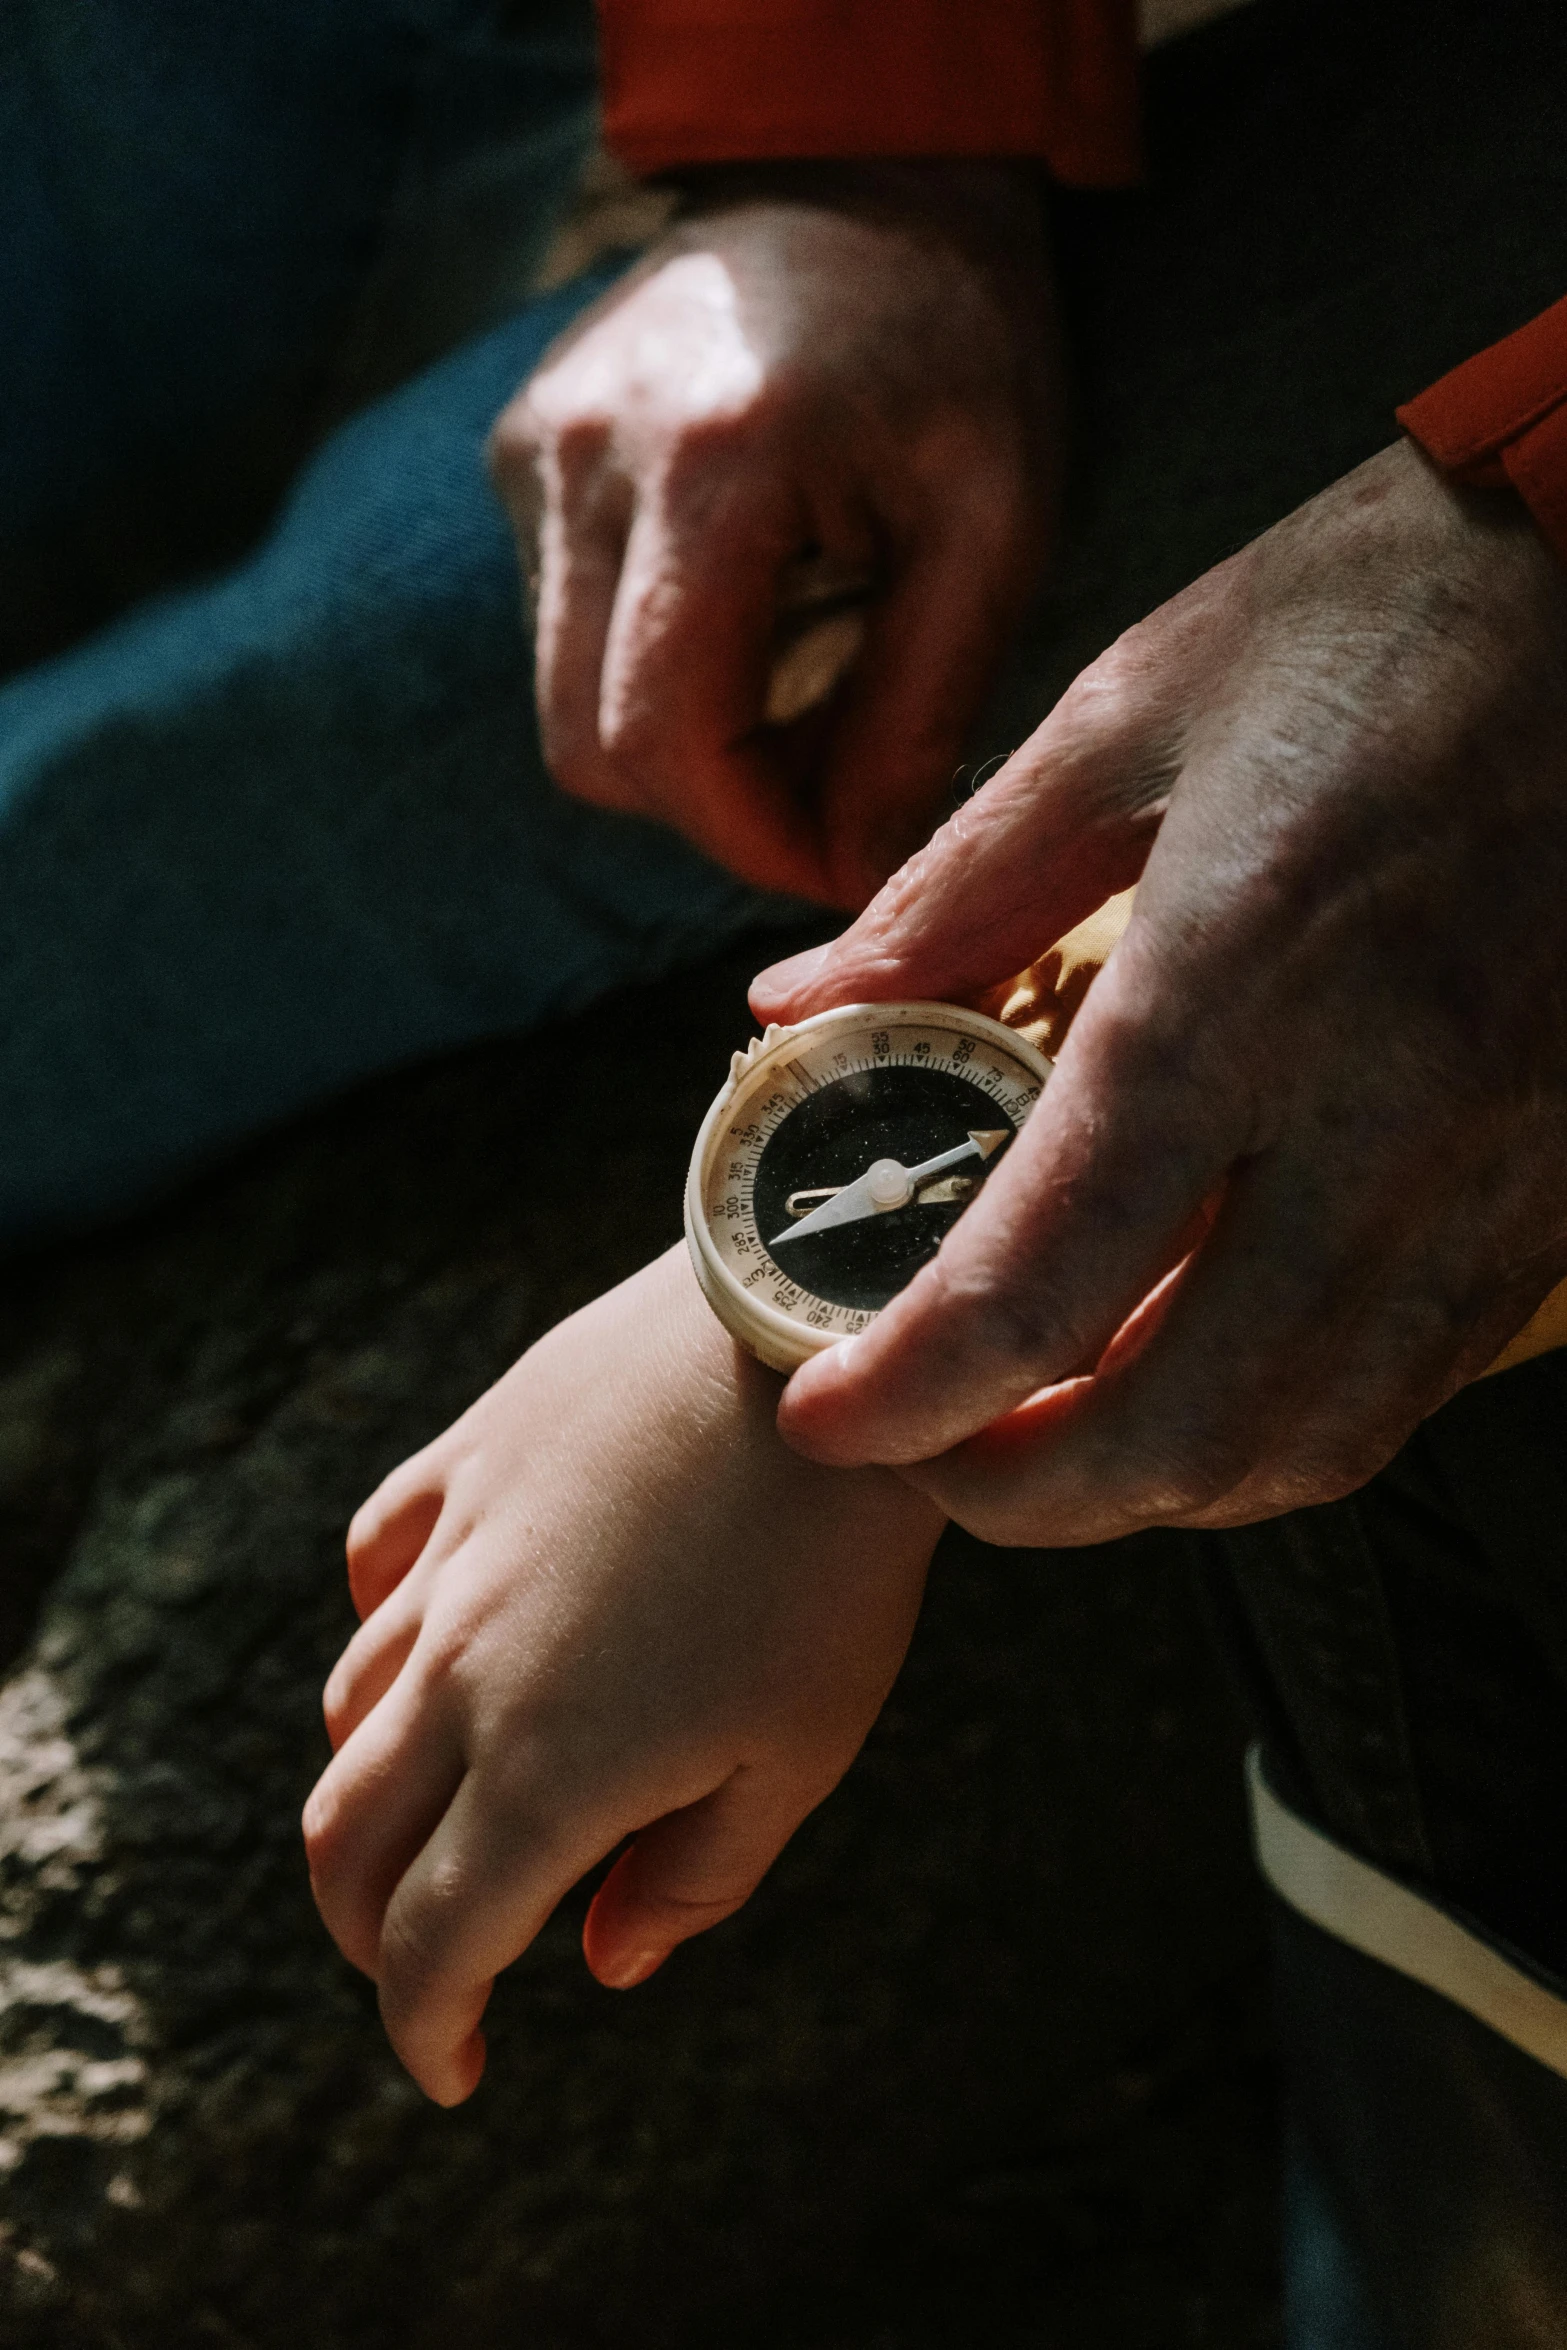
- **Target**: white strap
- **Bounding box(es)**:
[1246,1746,1567,2083]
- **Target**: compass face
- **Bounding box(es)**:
[693,1006,1048,1355]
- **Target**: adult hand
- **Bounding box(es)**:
[490,162,1060,909]
[751,442,1567,1541]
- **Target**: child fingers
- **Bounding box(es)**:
[582,1770,811,1990]
[322,1568,431,1751]
[375,1774,592,2106]
[302,1682,465,1978]
[345,1463,446,1619]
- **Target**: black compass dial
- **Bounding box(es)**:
[753,1065,1016,1311]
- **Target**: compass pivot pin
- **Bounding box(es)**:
[867,1158,911,1209]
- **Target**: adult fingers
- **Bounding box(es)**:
[581,1768,816,1990]
[776,923,1247,1467]
[1179,1263,1567,1530]
[594,480,833,899]
[345,1462,445,1621]
[810,511,1040,908]
[375,1770,605,2106]
[527,428,633,804]
[1162,1178,1567,1532]
[748,567,1234,1024]
[897,1142,1523,1545]
[303,1678,465,1979]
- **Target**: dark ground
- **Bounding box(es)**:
[6,0,1566,2335]
[0,940,1274,2349]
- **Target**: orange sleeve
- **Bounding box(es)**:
[594,1,1142,189]
[1397,294,1567,567]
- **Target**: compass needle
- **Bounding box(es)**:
[689,1006,1051,1369]
[770,1131,1013,1248]
[768,1163,886,1248]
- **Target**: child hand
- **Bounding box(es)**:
[302,1245,943,2106]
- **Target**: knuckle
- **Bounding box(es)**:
[539,719,624,809]
[1069,630,1141,707]
[1127,1423,1258,1522]
[1155,1465,1243,1522]
[1280,1428,1392,1511]
[534,681,599,775]
[549,411,614,483]
[300,1789,387,1979]
[658,409,757,492]
[927,1249,1097,1390]
[321,1672,352,1749]
[940,1488,1048,1548]
[531,417,620,516]
[581,697,684,802]
[347,1461,426,1548]
[301,1782,348,1880]
[592,687,643,763]
[495,399,612,503]
[344,1543,387,1620]
[973,1287,1077,1384]
[1055,632,1151,739]
[344,1495,388,1573]
[377,1906,447,2012]
[406,1622,469,1705]
[488,1708,592,1810]
[346,1489,444,1616]
[1074,981,1200,1103]
[641,1885,750,1933]
[486,397,543,478]
[1044,625,1186,797]
[595,691,668,771]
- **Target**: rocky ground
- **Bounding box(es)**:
[0,938,1277,2349]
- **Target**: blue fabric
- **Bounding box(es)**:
[0,3,785,1248]
[1281,2119,1389,2350]
[0,0,598,540]
[0,283,784,1246]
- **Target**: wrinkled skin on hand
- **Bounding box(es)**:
[490,162,1060,909]
[303,1246,940,2106]
[753,442,1567,1542]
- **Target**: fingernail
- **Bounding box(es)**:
[751,941,830,1002]
[599,1948,667,1991]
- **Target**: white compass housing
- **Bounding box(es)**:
[685,1000,1053,1373]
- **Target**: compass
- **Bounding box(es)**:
[685,1001,1053,1372]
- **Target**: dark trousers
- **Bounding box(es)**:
[1206,1355,1567,2347]
[1052,4,1567,2338]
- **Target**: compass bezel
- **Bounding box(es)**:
[684,1000,1054,1373]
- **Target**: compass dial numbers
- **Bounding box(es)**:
[701,1019,1043,1338]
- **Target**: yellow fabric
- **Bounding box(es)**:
[975,889,1567,1381]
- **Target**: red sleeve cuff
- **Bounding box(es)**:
[594,1,1142,189]
[1397,293,1567,565]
